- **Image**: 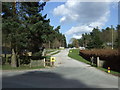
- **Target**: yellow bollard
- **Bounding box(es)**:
[70,51,72,53]
[50,57,56,66]
[108,67,110,73]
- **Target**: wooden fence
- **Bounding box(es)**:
[29,57,55,67]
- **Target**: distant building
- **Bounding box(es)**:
[59,47,64,49]
[79,47,85,50]
[106,42,112,46]
[73,47,76,49]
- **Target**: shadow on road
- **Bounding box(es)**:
[2,71,118,90]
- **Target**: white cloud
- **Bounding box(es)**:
[53,4,69,16]
[73,34,82,39]
[66,25,93,35]
[53,1,110,40]
[60,16,66,23]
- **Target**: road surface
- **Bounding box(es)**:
[2,49,119,88]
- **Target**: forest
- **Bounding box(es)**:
[68,25,120,49]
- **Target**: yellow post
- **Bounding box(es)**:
[108,67,110,73]
[50,57,56,66]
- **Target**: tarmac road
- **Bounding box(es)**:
[2,49,119,88]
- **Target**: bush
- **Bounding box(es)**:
[19,56,31,64]
[7,56,11,64]
[32,51,42,57]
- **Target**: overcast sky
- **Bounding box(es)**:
[41,0,118,44]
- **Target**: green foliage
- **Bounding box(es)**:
[116,25,120,48]
[69,38,79,48]
[32,51,42,56]
[19,56,30,65]
[68,44,73,48]
[2,2,67,67]
[77,26,119,49]
[88,28,103,48]
[2,2,67,52]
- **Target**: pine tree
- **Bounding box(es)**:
[2,2,47,67]
[89,28,103,48]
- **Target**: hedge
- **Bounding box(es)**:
[79,49,120,72]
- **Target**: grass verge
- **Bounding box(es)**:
[46,49,56,54]
[51,51,60,55]
[68,49,90,64]
[68,49,120,76]
[46,49,60,54]
[96,67,120,76]
[1,64,44,70]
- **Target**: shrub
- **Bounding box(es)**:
[32,51,42,57]
[19,56,31,64]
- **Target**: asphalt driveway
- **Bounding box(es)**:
[2,49,119,88]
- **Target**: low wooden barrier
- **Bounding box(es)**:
[29,57,56,67]
[29,59,45,68]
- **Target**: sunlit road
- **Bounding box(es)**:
[2,49,119,88]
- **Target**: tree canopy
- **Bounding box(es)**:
[2,2,67,67]
[68,25,119,49]
[76,26,119,49]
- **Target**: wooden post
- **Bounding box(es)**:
[29,59,31,68]
[18,58,20,67]
[38,60,39,67]
[42,49,46,56]
[50,60,52,67]
[11,49,17,67]
[91,56,94,66]
[43,58,45,67]
[97,57,100,67]
[49,41,50,49]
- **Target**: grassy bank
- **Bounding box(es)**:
[68,49,120,76]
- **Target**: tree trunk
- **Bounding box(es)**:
[11,48,17,67]
[49,41,50,49]
[5,54,6,64]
